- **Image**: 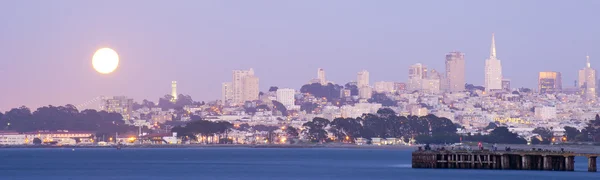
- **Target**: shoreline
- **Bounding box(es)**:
[1,143,599,152]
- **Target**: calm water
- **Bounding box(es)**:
[0,148,598,180]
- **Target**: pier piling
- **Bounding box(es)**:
[412,149,598,173]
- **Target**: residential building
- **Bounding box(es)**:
[359,86,373,99]
[502,79,511,91]
[101,96,134,120]
[374,81,395,93]
[232,68,260,104]
[222,82,233,103]
[276,88,296,108]
[534,106,557,121]
[357,70,370,87]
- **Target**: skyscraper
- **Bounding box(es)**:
[484,33,503,91]
[578,56,596,101]
[232,68,259,105]
[221,82,233,103]
[408,63,426,90]
[171,81,177,102]
[445,51,465,92]
[357,70,369,87]
[538,72,562,94]
[317,68,326,85]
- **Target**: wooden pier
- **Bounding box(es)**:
[412,148,598,172]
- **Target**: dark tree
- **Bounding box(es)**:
[300,102,318,113]
[271,101,288,116]
[563,126,579,141]
[368,93,396,107]
[532,127,553,144]
[285,126,299,138]
[484,122,498,130]
[302,117,330,142]
[268,86,279,92]
[33,138,42,145]
[300,83,342,100]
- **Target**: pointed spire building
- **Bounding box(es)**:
[578,55,596,101]
[484,33,503,91]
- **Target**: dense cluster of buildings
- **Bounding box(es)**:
[2,33,598,146]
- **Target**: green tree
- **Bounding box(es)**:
[285,126,299,138]
[563,126,579,141]
[33,138,42,145]
[302,117,330,142]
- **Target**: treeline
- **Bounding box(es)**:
[170,116,233,143]
[132,94,205,111]
[563,115,600,142]
[301,108,527,144]
[0,105,139,138]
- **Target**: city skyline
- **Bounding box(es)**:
[1,0,600,110]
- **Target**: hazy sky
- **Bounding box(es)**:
[1,0,599,111]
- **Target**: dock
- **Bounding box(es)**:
[412,147,598,172]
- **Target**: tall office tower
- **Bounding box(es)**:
[317,68,326,85]
[100,96,134,120]
[538,72,562,94]
[221,82,233,103]
[502,79,511,91]
[276,88,296,108]
[232,68,260,105]
[578,56,597,101]
[484,33,503,91]
[357,70,370,87]
[408,63,427,90]
[445,51,466,92]
[171,81,178,102]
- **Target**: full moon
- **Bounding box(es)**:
[92,48,119,74]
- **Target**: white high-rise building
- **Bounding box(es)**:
[409,63,427,79]
[358,86,373,99]
[578,55,596,101]
[232,68,259,105]
[408,63,427,91]
[357,70,370,87]
[276,88,296,108]
[222,82,233,103]
[445,52,465,92]
[484,33,503,91]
